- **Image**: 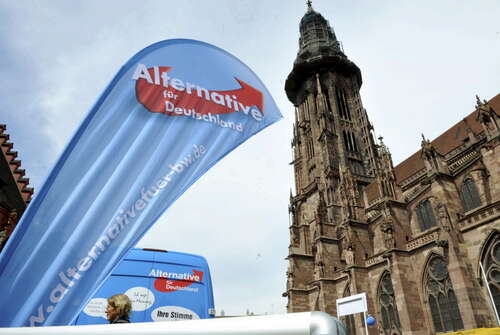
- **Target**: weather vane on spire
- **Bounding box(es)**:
[307,0,313,11]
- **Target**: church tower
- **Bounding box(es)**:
[284,0,379,318]
[284,3,500,335]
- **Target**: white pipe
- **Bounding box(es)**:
[480,262,500,325]
[0,312,347,335]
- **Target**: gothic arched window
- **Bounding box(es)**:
[416,199,437,231]
[306,139,315,159]
[377,272,401,335]
[460,178,481,212]
[343,131,359,153]
[349,132,359,152]
[342,131,350,151]
[381,180,392,197]
[481,234,500,320]
[336,89,351,121]
[425,256,464,332]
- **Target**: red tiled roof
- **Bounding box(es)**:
[394,93,500,185]
[0,124,34,203]
[366,93,499,203]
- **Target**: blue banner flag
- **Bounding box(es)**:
[0,39,282,326]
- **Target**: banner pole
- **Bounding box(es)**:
[480,262,500,325]
[363,311,369,335]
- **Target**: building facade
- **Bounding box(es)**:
[0,124,33,251]
[284,4,500,335]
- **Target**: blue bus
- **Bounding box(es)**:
[74,248,215,324]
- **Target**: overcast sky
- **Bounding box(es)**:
[1,0,499,316]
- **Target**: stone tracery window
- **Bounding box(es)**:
[306,139,315,159]
[343,131,359,152]
[425,256,464,332]
[415,199,437,232]
[377,272,401,335]
[460,177,481,212]
[481,234,500,319]
[336,89,351,121]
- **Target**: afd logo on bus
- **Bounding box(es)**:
[149,269,204,293]
[132,64,264,121]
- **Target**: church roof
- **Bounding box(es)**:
[365,93,500,204]
[393,93,500,185]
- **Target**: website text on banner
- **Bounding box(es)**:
[0,39,282,327]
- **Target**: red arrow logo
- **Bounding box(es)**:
[153,270,204,293]
[135,66,264,117]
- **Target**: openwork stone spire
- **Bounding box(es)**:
[296,4,342,65]
[285,5,361,105]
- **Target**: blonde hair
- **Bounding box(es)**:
[108,294,132,319]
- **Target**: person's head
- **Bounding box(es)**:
[106,294,132,321]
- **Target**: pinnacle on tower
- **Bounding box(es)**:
[315,73,323,95]
[306,0,313,12]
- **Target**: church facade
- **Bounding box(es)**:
[284,4,500,335]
